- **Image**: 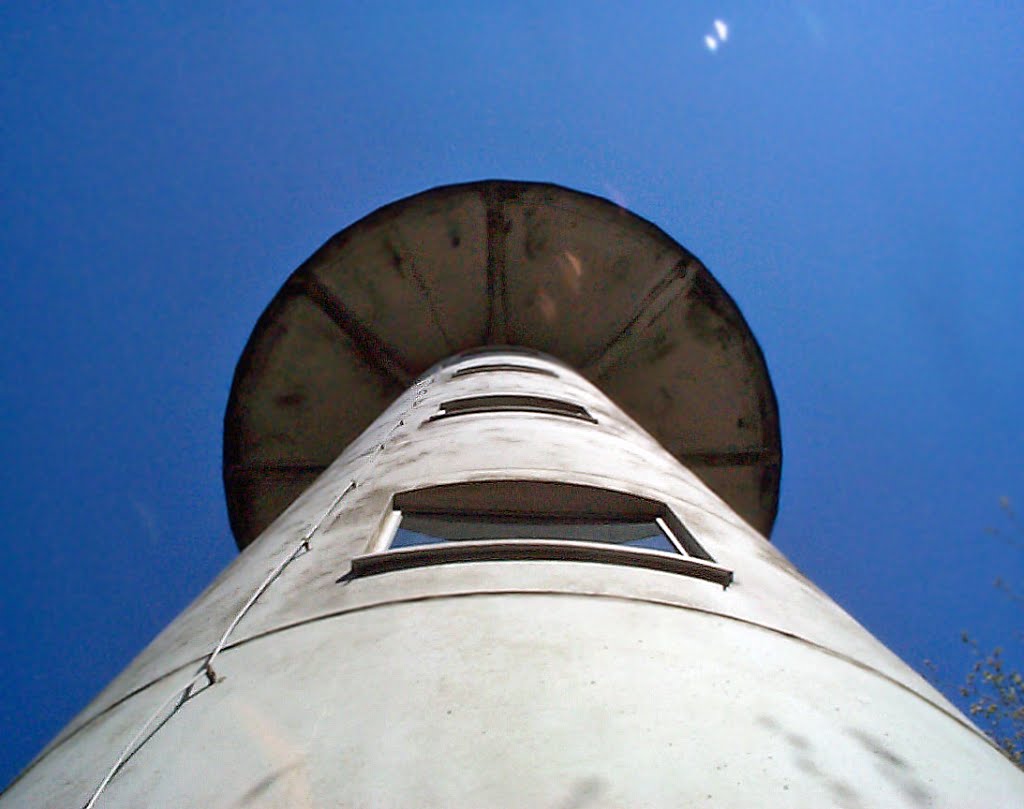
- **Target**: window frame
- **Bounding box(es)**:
[346,482,732,587]
[454,346,542,360]
[427,394,597,424]
[451,363,558,379]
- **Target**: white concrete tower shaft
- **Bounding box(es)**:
[2,182,1022,806]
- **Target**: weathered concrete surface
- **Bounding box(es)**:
[224,181,781,547]
[5,351,1022,807]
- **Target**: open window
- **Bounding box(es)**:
[346,481,732,586]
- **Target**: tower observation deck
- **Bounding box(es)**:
[224,181,781,548]
[4,181,1022,808]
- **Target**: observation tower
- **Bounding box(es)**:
[4,181,1022,807]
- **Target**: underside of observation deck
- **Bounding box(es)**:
[224,181,781,549]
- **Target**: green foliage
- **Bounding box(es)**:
[957,635,1023,766]
[952,497,1023,767]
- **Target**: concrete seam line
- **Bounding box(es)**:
[48,588,994,800]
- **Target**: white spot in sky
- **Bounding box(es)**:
[715,20,728,41]
[705,35,718,52]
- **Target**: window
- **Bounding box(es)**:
[344,481,732,586]
[391,513,680,553]
[455,346,541,359]
[429,395,596,423]
[451,363,557,379]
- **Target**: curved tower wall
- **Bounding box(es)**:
[4,349,1022,807]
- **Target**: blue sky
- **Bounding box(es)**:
[2,2,1022,787]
